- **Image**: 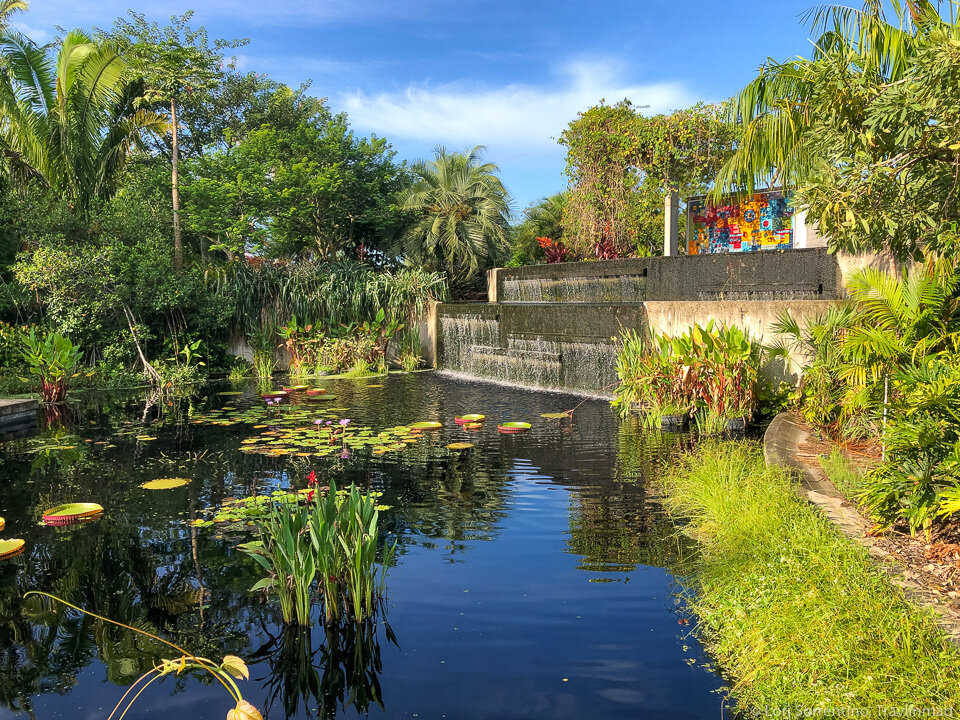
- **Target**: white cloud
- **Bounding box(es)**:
[9,20,51,44]
[339,60,696,153]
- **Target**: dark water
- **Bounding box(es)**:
[0,373,727,719]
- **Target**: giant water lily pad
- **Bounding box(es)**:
[141,478,191,490]
[0,539,24,560]
[42,503,104,526]
[541,411,572,420]
[409,421,442,431]
[498,422,531,434]
[446,442,475,450]
[455,414,485,425]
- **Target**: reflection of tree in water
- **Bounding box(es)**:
[250,615,395,719]
[566,419,693,574]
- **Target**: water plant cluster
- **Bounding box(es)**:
[238,479,395,627]
[613,320,765,431]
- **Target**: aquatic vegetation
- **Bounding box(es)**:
[41,502,104,526]
[408,421,442,430]
[23,592,261,720]
[18,328,84,404]
[454,414,485,425]
[238,479,395,626]
[0,539,24,560]
[141,478,191,490]
[497,422,531,434]
[446,442,474,450]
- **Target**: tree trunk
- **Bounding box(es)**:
[171,97,183,273]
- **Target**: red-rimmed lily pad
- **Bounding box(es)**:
[42,503,104,526]
[0,517,4,532]
[464,422,483,431]
[305,388,327,396]
[141,478,191,490]
[498,422,531,434]
[409,421,442,431]
[0,539,24,560]
[282,385,309,392]
[262,391,288,399]
[455,414,485,425]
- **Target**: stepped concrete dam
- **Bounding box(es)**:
[427,249,843,396]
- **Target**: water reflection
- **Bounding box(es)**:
[0,374,726,719]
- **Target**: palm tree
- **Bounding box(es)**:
[0,1,28,28]
[713,1,941,196]
[0,27,166,211]
[397,146,511,285]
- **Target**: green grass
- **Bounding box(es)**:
[820,446,868,499]
[662,441,960,715]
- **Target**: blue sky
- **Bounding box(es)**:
[14,1,822,213]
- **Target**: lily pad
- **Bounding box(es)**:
[305,388,327,396]
[0,539,24,560]
[409,421,442,431]
[141,478,191,490]
[0,517,4,531]
[455,414,486,425]
[464,422,484,431]
[282,385,309,391]
[446,442,475,450]
[498,422,531,434]
[541,411,573,419]
[42,502,104,526]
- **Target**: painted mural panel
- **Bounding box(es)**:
[686,190,794,255]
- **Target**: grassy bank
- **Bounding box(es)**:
[663,442,960,715]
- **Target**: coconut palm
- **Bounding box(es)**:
[396,145,511,285]
[0,27,166,210]
[0,1,28,28]
[713,0,942,196]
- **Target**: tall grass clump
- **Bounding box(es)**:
[240,480,394,627]
[662,442,960,713]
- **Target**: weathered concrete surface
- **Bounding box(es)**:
[763,412,960,647]
[496,248,841,304]
[0,397,38,431]
[646,299,837,381]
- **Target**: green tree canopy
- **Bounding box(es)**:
[0,27,166,211]
[560,101,735,257]
[183,104,407,260]
[716,1,960,261]
[396,146,511,287]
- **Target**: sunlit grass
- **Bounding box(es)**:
[663,441,960,713]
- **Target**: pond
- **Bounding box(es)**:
[0,373,728,719]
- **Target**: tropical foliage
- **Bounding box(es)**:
[716,1,960,261]
[560,102,736,257]
[613,321,766,428]
[396,146,511,287]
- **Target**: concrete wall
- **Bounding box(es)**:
[495,248,841,304]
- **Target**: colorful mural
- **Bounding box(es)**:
[687,190,794,255]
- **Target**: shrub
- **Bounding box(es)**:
[18,328,83,403]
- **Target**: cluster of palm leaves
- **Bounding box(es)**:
[0,5,166,211]
[770,259,960,534]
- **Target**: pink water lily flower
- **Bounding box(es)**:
[339,419,351,426]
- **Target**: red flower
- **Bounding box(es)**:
[306,490,315,503]
[536,236,554,249]
[306,470,317,486]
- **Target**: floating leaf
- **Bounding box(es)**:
[455,414,485,425]
[446,442,474,450]
[0,517,4,532]
[141,478,190,490]
[541,412,572,419]
[497,422,531,434]
[0,539,24,560]
[409,421,442,430]
[42,503,104,526]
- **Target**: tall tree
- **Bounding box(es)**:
[560,102,735,257]
[0,28,166,210]
[714,1,960,261]
[109,11,247,271]
[0,1,28,29]
[396,146,511,285]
